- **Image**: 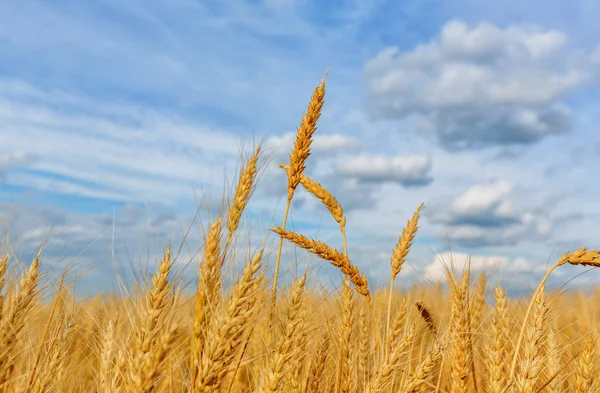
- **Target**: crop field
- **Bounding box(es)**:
[1,76,599,393]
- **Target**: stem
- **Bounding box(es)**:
[341,223,348,258]
[268,193,293,342]
[335,223,348,393]
[385,276,395,357]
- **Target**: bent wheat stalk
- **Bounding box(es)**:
[508,248,600,382]
[270,226,370,298]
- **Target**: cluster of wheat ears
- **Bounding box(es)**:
[1,74,600,393]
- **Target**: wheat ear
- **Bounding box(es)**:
[225,145,261,256]
[192,218,223,388]
[575,336,596,393]
[487,285,510,393]
[385,204,423,350]
[270,226,370,298]
[260,273,307,393]
[195,249,264,392]
[127,248,174,393]
[336,277,353,393]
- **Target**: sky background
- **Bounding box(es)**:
[1,0,600,297]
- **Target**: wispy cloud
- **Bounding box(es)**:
[1,0,600,295]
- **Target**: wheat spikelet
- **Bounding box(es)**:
[516,286,547,393]
[357,304,371,392]
[336,277,353,393]
[385,203,423,349]
[544,324,563,393]
[279,164,345,226]
[557,248,600,267]
[470,272,487,334]
[575,336,596,393]
[227,145,261,249]
[448,270,472,393]
[260,273,307,393]
[145,325,180,393]
[192,217,223,387]
[195,249,264,392]
[486,285,510,393]
[401,342,444,393]
[286,73,327,198]
[391,298,408,335]
[270,226,370,297]
[388,298,408,353]
[127,248,175,393]
[31,310,77,393]
[306,326,331,393]
[286,284,309,393]
[98,318,118,393]
[390,203,424,280]
[367,322,417,393]
[0,255,41,388]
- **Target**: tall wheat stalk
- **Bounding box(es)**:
[269,74,327,337]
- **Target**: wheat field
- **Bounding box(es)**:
[1,74,599,393]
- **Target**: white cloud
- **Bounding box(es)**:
[451,180,513,216]
[424,251,544,281]
[430,181,552,247]
[364,19,595,150]
[336,154,432,186]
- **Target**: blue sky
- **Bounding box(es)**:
[1,0,600,297]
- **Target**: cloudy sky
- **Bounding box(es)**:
[1,0,600,297]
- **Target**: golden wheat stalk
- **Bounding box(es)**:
[270,226,370,298]
[574,336,596,393]
[195,249,264,392]
[509,248,600,381]
[385,203,423,349]
[448,270,473,393]
[260,273,307,393]
[192,217,223,388]
[270,72,328,342]
[0,254,41,388]
[516,286,547,393]
[226,145,261,254]
[127,248,175,393]
[486,285,510,393]
[286,74,327,197]
[336,277,353,393]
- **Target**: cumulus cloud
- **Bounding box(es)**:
[364,20,594,150]
[431,181,552,247]
[336,155,432,186]
[424,251,545,281]
[255,152,432,214]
